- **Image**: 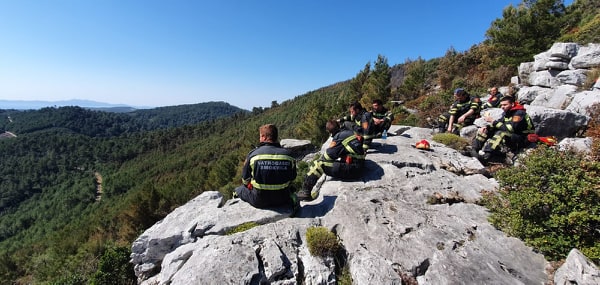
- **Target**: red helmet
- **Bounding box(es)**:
[415,139,431,150]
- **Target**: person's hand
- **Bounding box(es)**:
[447,127,453,133]
[483,111,494,123]
[478,127,487,134]
[458,115,465,123]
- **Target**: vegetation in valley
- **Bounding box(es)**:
[0,0,598,283]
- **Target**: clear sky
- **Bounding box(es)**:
[0,1,571,110]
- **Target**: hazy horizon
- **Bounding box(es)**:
[2,0,569,110]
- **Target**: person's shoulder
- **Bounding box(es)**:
[255,143,292,155]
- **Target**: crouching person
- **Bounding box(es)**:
[235,124,298,210]
[297,120,365,201]
[472,96,535,162]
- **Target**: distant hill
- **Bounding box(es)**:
[0,101,248,137]
[127,102,250,130]
[0,99,138,110]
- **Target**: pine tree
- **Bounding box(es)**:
[360,55,391,108]
[485,0,567,68]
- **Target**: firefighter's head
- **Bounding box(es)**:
[372,99,384,112]
[453,88,469,102]
[348,101,363,117]
[490,87,499,95]
[499,96,516,112]
[325,120,340,135]
[259,124,278,143]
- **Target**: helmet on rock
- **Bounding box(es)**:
[415,139,431,150]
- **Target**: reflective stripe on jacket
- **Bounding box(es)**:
[323,129,366,161]
[241,143,297,191]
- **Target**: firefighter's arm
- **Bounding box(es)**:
[458,109,475,123]
[385,111,394,123]
[324,141,341,161]
[447,115,456,132]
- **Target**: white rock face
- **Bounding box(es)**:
[131,127,553,285]
[489,43,600,140]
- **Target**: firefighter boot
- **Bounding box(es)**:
[297,174,319,201]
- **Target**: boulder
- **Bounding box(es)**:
[526,105,589,138]
[553,249,600,285]
[517,86,552,105]
[546,61,569,70]
[558,137,593,155]
[533,51,551,71]
[530,84,578,109]
[556,69,588,86]
[565,90,600,117]
[281,138,315,159]
[548,42,579,60]
[528,70,562,88]
[518,62,535,85]
[569,43,600,69]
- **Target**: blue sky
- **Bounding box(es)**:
[0,1,571,110]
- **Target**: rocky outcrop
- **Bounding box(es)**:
[131,126,553,284]
[130,42,600,284]
[512,43,600,139]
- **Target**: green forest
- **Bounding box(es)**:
[1,0,599,284]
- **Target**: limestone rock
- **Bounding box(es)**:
[517,86,553,105]
[528,70,561,88]
[548,42,579,60]
[556,69,588,86]
[527,105,589,138]
[530,84,578,109]
[558,137,593,155]
[554,249,600,285]
[565,90,600,117]
[131,126,550,285]
[569,43,600,69]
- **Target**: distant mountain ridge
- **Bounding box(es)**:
[0,101,248,137]
[0,99,146,110]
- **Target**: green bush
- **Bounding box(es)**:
[432,133,470,151]
[305,226,340,257]
[482,146,600,262]
[226,222,259,235]
[90,246,136,285]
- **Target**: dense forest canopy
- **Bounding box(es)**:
[0,0,598,283]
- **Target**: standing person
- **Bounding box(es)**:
[338,101,374,149]
[297,120,365,201]
[234,124,298,210]
[370,99,394,136]
[436,88,481,134]
[472,96,535,161]
[482,86,504,109]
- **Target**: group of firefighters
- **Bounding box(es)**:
[235,87,538,213]
[434,87,536,160]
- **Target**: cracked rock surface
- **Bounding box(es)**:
[131,126,550,285]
